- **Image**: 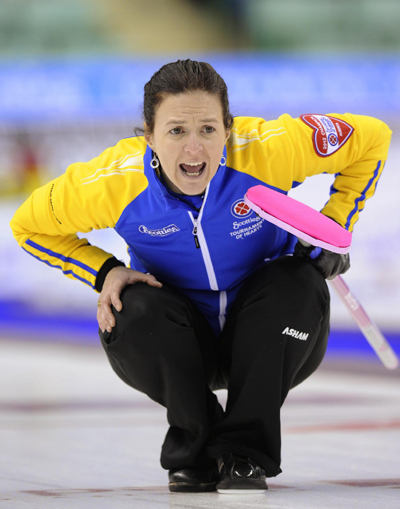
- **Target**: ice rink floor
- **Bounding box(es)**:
[0,337,399,509]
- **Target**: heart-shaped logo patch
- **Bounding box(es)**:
[300,114,354,157]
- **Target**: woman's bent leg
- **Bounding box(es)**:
[207,256,330,477]
[98,283,223,470]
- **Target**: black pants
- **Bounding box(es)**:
[99,256,330,477]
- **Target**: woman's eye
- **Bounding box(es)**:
[170,127,183,135]
[203,126,215,134]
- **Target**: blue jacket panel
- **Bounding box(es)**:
[115,146,296,335]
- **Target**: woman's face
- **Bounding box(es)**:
[144,91,230,196]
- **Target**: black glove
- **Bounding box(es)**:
[294,240,350,280]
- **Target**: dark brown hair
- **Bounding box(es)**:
[138,59,234,135]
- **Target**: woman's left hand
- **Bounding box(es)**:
[294,241,350,280]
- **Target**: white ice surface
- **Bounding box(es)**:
[0,338,399,509]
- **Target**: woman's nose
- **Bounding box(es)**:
[184,133,203,154]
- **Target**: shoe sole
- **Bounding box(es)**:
[169,482,217,493]
[217,479,267,494]
[217,488,266,494]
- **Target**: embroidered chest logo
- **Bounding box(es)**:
[231,199,252,218]
[300,114,354,157]
[282,327,309,341]
[139,224,180,237]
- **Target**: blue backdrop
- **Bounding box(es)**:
[0,55,399,124]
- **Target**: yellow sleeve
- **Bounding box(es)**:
[228,114,392,231]
[10,137,147,290]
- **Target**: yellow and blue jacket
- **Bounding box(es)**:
[10,114,392,335]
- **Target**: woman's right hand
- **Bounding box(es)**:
[97,266,162,333]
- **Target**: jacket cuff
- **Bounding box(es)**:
[95,257,125,292]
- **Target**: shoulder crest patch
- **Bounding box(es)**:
[300,114,354,157]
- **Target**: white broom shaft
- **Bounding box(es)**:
[329,276,399,370]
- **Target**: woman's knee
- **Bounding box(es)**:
[110,283,195,346]
[273,256,327,287]
[118,283,161,324]
[247,256,329,305]
[99,285,167,367]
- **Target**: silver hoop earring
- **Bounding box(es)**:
[220,155,227,166]
[150,154,160,169]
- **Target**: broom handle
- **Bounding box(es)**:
[329,276,399,369]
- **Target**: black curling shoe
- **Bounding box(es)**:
[216,453,268,494]
[168,465,219,493]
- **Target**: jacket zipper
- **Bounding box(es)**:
[188,186,218,291]
[188,190,226,330]
[192,221,200,249]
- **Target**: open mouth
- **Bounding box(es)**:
[179,162,206,177]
